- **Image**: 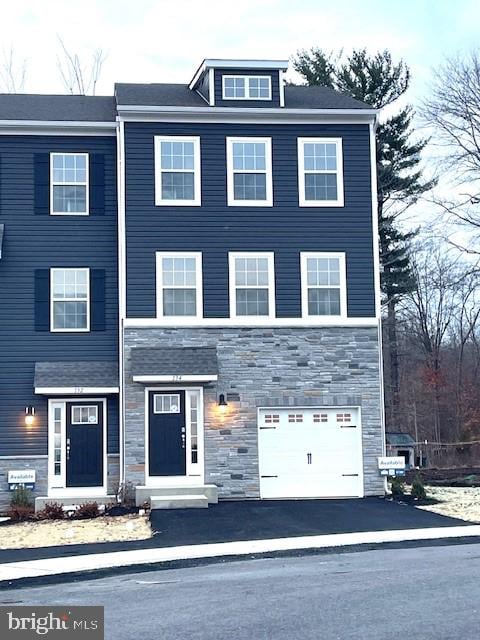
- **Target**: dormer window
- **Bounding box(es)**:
[222,75,272,101]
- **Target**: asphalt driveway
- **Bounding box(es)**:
[150,497,467,546]
[0,497,468,565]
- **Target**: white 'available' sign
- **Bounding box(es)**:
[377,457,406,470]
[8,469,36,484]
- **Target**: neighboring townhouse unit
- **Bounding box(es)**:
[0,58,385,511]
[0,96,120,509]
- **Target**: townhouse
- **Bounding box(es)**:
[0,59,385,510]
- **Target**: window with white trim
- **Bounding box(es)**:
[50,268,90,331]
[227,137,273,206]
[300,253,347,318]
[156,252,203,318]
[229,252,275,318]
[71,405,98,424]
[50,153,89,215]
[298,138,344,206]
[222,75,271,100]
[154,394,180,414]
[154,136,201,206]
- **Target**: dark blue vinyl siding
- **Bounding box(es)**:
[214,69,280,107]
[124,122,375,319]
[0,135,119,456]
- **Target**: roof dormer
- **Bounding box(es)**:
[189,59,289,108]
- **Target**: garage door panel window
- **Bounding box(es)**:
[301,252,347,319]
[229,252,275,318]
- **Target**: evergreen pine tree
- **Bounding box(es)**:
[293,48,436,415]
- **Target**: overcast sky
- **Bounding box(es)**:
[1,0,478,102]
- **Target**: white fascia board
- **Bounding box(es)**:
[204,59,289,70]
[117,107,377,126]
[124,317,378,329]
[189,59,289,89]
[0,121,117,135]
[132,375,218,383]
[35,387,120,395]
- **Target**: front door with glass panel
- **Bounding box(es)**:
[149,391,186,476]
[66,401,103,487]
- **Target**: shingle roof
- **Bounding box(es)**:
[115,83,206,107]
[284,85,370,110]
[34,361,119,389]
[386,432,416,446]
[131,347,218,377]
[0,94,117,121]
[114,82,372,110]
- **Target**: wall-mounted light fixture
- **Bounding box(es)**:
[25,406,35,427]
[218,394,228,411]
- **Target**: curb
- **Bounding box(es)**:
[2,524,480,586]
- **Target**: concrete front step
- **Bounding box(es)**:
[136,484,218,507]
[150,494,209,509]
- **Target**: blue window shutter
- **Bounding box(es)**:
[34,154,50,215]
[89,154,105,215]
[91,269,106,330]
[34,269,50,331]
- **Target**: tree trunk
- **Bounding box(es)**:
[387,299,400,412]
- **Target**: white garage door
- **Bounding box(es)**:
[258,408,363,499]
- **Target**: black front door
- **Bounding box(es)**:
[66,401,104,487]
[149,391,186,476]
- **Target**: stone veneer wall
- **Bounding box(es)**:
[0,457,48,512]
[124,326,385,498]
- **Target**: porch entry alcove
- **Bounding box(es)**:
[33,361,119,511]
[130,346,220,509]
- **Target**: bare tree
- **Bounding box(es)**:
[423,51,480,252]
[0,46,27,93]
[57,37,106,95]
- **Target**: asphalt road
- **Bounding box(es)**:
[2,543,480,639]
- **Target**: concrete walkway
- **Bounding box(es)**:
[2,524,480,585]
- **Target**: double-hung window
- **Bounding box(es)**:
[154,136,201,206]
[50,268,90,331]
[227,137,273,206]
[298,138,344,207]
[156,252,203,318]
[222,75,272,100]
[50,153,89,215]
[300,253,347,318]
[229,252,275,318]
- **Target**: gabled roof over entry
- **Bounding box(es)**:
[131,347,218,383]
[34,361,119,394]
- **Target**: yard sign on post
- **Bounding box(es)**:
[377,457,406,477]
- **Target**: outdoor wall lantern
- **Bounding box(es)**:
[218,394,228,411]
[24,406,35,427]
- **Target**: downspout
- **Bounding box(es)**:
[116,117,127,490]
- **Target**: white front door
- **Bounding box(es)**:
[258,407,364,498]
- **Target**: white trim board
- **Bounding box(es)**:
[0,121,117,136]
[133,375,217,383]
[124,317,378,329]
[35,387,119,395]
